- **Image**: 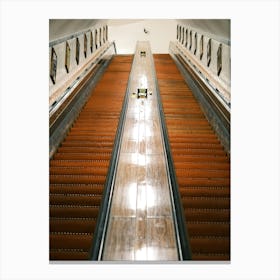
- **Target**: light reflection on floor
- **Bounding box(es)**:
[102,42,178,261]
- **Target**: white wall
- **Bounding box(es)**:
[49,19,102,41]
[175,21,231,104]
[108,19,177,54]
[177,19,230,45]
[49,21,108,104]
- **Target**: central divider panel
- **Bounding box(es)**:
[102,42,182,261]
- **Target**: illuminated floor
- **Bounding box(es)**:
[102,42,178,261]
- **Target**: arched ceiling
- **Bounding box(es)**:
[49,19,230,45]
[49,19,106,41]
[177,19,230,44]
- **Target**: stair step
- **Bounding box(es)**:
[50,205,100,218]
[50,174,106,184]
[50,233,93,250]
[179,186,230,197]
[50,218,97,233]
[50,160,109,168]
[190,236,230,254]
[50,194,102,206]
[50,184,104,195]
[187,222,230,236]
[181,197,230,209]
[50,166,108,176]
[184,208,230,222]
[53,153,111,160]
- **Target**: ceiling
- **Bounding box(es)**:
[177,19,230,44]
[49,19,230,44]
[49,19,105,41]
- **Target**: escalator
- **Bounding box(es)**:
[49,51,230,261]
[49,55,133,260]
[154,54,230,260]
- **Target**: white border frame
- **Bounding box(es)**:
[0,1,279,279]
